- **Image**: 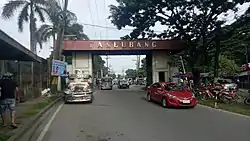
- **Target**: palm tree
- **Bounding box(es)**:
[35,0,77,50]
[36,0,77,59]
[1,0,48,54]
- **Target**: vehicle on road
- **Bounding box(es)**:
[216,78,237,90]
[118,80,130,89]
[101,77,113,90]
[135,78,145,85]
[146,82,197,108]
[64,81,94,103]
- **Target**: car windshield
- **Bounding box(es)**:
[102,78,112,82]
[162,83,185,91]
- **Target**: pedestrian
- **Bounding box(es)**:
[0,72,20,128]
[168,77,172,82]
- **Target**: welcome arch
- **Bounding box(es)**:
[62,40,184,85]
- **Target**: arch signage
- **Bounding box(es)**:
[63,40,184,51]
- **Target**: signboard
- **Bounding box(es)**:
[51,59,67,76]
[63,40,185,51]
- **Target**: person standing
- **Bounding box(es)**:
[0,72,19,128]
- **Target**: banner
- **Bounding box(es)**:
[51,59,67,76]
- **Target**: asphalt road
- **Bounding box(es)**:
[35,85,250,141]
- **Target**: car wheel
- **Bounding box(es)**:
[161,98,168,108]
[147,94,151,101]
[89,99,93,103]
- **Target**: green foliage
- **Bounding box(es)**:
[219,55,240,75]
[109,73,116,79]
[1,0,47,32]
[93,55,106,76]
[109,0,247,74]
[141,57,146,70]
[64,23,89,40]
[125,69,137,78]
[1,0,49,53]
[117,74,122,79]
[137,68,146,77]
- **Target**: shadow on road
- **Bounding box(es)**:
[140,96,194,110]
[65,102,113,107]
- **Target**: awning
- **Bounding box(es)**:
[0,30,42,62]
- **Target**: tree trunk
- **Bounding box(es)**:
[54,0,68,60]
[54,28,64,60]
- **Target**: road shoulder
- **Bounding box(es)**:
[0,96,62,141]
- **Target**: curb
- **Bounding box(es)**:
[197,104,250,119]
[7,96,62,141]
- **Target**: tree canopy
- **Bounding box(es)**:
[125,69,137,78]
[109,0,250,78]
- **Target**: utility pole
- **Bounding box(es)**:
[180,56,186,74]
[213,23,221,109]
[137,55,141,71]
[245,45,248,64]
[105,55,110,75]
[213,23,221,80]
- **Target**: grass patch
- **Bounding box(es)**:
[0,96,59,141]
[199,100,250,116]
[0,133,10,141]
[22,96,58,118]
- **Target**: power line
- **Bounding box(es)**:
[79,22,163,33]
[79,7,248,34]
[94,0,102,39]
[87,0,96,37]
[104,0,108,38]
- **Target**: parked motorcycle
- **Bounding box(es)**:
[243,90,250,105]
[198,86,215,100]
[219,89,243,104]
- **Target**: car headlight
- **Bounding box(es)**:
[64,91,70,95]
[167,93,176,98]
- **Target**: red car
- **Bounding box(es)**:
[146,82,197,108]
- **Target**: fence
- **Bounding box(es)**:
[0,60,49,102]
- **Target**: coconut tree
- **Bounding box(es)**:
[36,0,77,59]
[35,0,77,50]
[1,0,48,54]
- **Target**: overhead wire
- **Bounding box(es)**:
[78,22,163,33]
[80,5,248,37]
[87,0,97,37]
[94,0,102,39]
[104,0,108,38]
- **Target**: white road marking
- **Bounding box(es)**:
[198,104,250,119]
[36,103,63,141]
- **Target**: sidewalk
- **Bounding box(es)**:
[0,97,54,140]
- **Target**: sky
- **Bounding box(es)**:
[0,0,249,74]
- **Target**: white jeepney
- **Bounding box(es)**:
[64,71,94,103]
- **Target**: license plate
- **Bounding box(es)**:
[182,100,190,103]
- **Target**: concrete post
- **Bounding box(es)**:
[0,60,5,74]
